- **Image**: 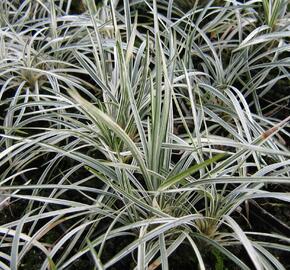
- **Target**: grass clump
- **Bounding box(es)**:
[0,0,290,269]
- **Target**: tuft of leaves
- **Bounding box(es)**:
[0,0,289,269]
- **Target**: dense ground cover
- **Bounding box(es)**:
[0,0,289,269]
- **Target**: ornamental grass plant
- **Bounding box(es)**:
[0,0,290,269]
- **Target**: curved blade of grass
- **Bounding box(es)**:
[158,153,225,191]
[225,216,263,270]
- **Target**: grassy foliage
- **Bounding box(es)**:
[0,0,289,269]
